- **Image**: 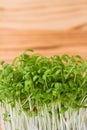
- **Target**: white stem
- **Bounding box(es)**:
[0,102,87,130]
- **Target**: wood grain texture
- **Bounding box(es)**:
[0,29,87,63]
[0,0,87,62]
[0,1,87,129]
[0,0,87,30]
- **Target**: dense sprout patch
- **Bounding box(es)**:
[0,51,87,115]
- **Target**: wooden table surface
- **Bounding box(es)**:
[0,0,87,129]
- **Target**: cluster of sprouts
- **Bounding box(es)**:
[0,50,87,130]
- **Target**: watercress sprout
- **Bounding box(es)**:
[0,51,87,130]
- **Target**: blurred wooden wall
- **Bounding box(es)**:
[0,0,87,64]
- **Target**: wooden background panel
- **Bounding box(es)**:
[0,0,87,64]
[0,29,87,63]
[0,0,87,30]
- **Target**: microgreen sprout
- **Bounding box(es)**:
[0,50,87,130]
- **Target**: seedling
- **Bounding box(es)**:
[0,50,87,130]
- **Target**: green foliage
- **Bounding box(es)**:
[0,51,87,114]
